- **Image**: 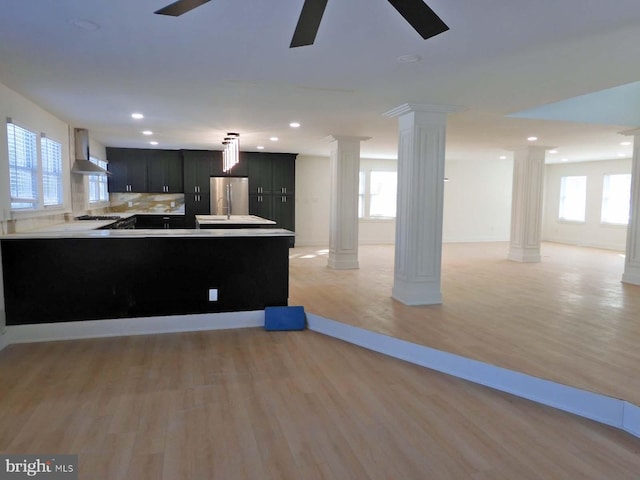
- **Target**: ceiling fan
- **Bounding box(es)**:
[154,0,449,48]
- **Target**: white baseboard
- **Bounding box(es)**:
[5,311,264,345]
[306,313,639,438]
[0,333,8,352]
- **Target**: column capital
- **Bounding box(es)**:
[326,135,371,144]
[619,127,640,137]
[383,103,465,118]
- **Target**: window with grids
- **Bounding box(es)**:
[41,135,63,206]
[88,157,109,204]
[559,175,587,222]
[358,170,397,218]
[601,173,631,225]
[7,122,38,209]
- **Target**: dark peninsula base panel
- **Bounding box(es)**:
[1,236,290,325]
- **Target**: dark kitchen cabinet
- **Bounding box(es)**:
[135,214,185,229]
[107,148,147,193]
[183,150,223,195]
[107,148,182,193]
[272,155,296,194]
[247,153,274,194]
[249,194,273,221]
[184,193,210,228]
[147,150,184,193]
[272,194,295,232]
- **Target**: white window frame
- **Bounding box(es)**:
[601,173,631,226]
[7,119,67,213]
[7,120,39,210]
[41,134,63,207]
[359,168,397,220]
[88,156,110,206]
[558,175,587,223]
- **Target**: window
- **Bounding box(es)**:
[88,157,109,204]
[41,136,63,206]
[359,170,397,219]
[369,171,397,217]
[559,176,587,222]
[7,122,38,209]
[601,173,631,225]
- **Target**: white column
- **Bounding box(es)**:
[385,103,462,305]
[622,129,640,285]
[327,135,370,270]
[508,146,547,263]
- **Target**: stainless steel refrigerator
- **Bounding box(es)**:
[210,176,249,216]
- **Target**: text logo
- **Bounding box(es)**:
[0,455,77,480]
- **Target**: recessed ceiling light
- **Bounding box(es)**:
[256,145,265,150]
[618,153,626,157]
[620,141,632,146]
[561,158,568,162]
[397,54,422,63]
[131,113,144,120]
[527,136,538,141]
[549,149,558,154]
[289,122,301,128]
[499,155,507,160]
[142,130,153,135]
[149,141,158,146]
[270,137,279,141]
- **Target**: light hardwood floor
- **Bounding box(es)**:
[1,328,639,479]
[289,242,640,405]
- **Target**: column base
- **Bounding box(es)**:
[622,265,640,285]
[327,253,359,270]
[392,278,442,306]
[508,247,541,263]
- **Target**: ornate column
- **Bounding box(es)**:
[508,146,547,263]
[622,129,640,285]
[384,103,462,305]
[327,135,370,270]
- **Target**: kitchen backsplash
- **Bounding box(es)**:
[109,193,185,214]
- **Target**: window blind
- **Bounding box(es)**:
[7,122,38,209]
[41,136,63,206]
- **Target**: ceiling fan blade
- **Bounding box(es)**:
[290,0,329,48]
[155,0,211,17]
[387,0,449,40]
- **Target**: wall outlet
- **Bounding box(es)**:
[208,289,218,302]
[170,201,175,207]
[128,201,133,207]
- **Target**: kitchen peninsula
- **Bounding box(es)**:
[1,227,294,325]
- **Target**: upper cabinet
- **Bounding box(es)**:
[107,148,183,193]
[246,153,296,195]
[182,150,223,194]
[147,150,183,193]
[106,148,148,193]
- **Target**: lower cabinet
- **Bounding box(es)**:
[249,194,294,246]
[135,214,185,229]
[185,193,210,228]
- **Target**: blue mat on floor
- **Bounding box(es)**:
[264,306,306,331]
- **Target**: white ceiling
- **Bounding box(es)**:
[1,0,640,163]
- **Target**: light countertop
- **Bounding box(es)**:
[195,215,277,226]
[2,228,294,240]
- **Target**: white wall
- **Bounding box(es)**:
[295,154,514,246]
[295,155,331,246]
[543,158,631,251]
[443,158,513,243]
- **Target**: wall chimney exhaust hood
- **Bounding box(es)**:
[71,128,110,175]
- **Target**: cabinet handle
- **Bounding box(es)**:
[282,196,286,203]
